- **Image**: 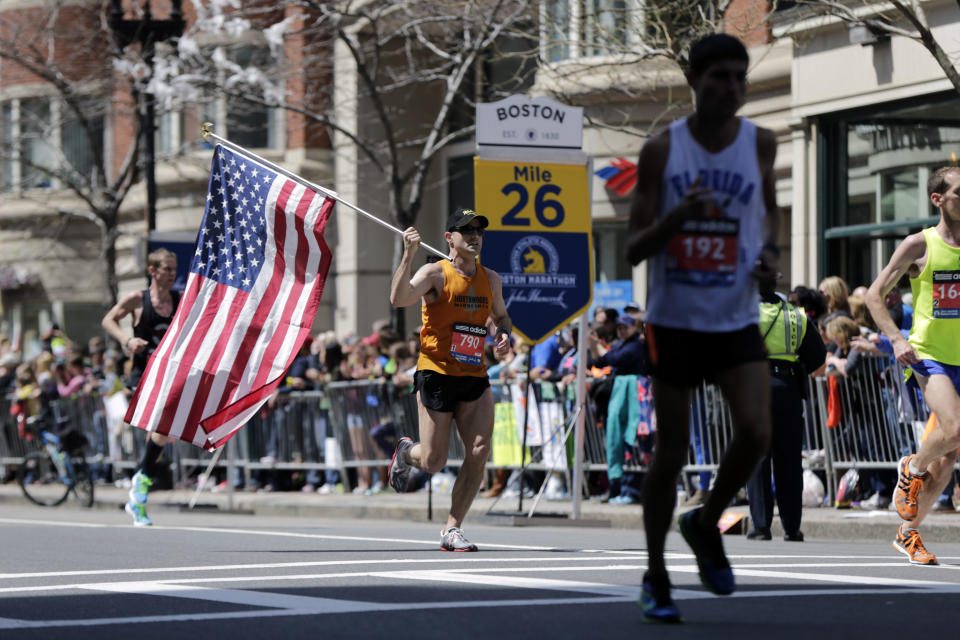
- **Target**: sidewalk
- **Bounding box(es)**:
[2,482,958,543]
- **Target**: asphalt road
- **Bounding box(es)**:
[1,504,958,639]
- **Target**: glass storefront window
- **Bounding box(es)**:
[821,93,960,288]
[594,223,631,282]
[880,169,920,223]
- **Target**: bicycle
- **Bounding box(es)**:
[16,410,94,508]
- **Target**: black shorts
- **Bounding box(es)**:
[414,370,490,413]
[645,323,766,388]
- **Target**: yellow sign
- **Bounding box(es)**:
[474,159,592,233]
[473,157,593,345]
[491,402,526,467]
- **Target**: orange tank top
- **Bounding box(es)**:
[417,259,493,377]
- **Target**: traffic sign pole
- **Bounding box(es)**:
[474,96,593,520]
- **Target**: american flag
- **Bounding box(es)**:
[125,144,336,451]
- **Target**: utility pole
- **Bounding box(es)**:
[108,0,185,235]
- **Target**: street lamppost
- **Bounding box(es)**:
[108,0,184,235]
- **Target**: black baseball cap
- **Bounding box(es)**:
[446,208,489,232]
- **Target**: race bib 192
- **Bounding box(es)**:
[665,217,739,287]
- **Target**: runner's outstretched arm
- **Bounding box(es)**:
[866,232,926,366]
[390,227,442,308]
[625,134,712,266]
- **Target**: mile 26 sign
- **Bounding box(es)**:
[474,96,593,345]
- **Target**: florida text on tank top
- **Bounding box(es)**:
[909,227,960,365]
[132,288,181,376]
[418,259,493,377]
[645,116,765,332]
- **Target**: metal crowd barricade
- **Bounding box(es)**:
[322,380,434,491]
[810,353,943,503]
[1,356,945,505]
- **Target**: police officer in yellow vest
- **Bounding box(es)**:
[746,269,826,541]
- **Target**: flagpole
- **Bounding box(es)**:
[201,124,449,261]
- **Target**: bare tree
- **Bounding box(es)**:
[161,1,769,329]
[0,1,145,305]
[536,1,750,138]
[170,0,749,222]
[780,0,960,94]
[167,1,542,330]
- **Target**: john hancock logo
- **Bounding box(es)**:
[500,235,575,310]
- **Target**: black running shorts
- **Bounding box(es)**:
[644,323,766,388]
[414,370,490,413]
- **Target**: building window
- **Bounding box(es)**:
[594,222,632,282]
[61,99,105,184]
[156,110,184,156]
[582,0,628,57]
[1,103,12,191]
[543,0,629,62]
[0,96,105,192]
[20,98,55,189]
[201,46,278,150]
[820,93,960,287]
[542,1,714,62]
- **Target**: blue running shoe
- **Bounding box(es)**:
[129,470,153,505]
[639,573,682,623]
[125,500,153,527]
[678,507,735,595]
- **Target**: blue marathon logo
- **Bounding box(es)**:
[501,236,576,310]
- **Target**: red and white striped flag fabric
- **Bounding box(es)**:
[125,144,336,451]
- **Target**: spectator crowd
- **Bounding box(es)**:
[1,273,957,513]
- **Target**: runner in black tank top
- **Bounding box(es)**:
[101,248,179,526]
[129,288,181,390]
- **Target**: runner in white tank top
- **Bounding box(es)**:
[645,116,764,332]
[623,34,780,624]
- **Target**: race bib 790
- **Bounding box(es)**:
[450,322,487,366]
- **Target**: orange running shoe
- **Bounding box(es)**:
[893,526,938,566]
[893,455,926,521]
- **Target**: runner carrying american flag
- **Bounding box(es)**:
[109,142,336,526]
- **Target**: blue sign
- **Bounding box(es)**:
[148,231,196,292]
[589,280,634,318]
[481,230,592,343]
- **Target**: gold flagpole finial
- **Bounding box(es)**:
[201,122,215,144]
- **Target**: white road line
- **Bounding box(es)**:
[0,555,644,581]
[732,562,960,571]
[4,559,958,597]
[0,566,644,595]
[671,566,958,588]
[2,559,960,630]
[0,594,634,630]
[674,585,960,600]
[4,556,950,583]
[4,516,958,561]
[85,581,384,613]
[372,570,637,597]
[0,517,557,551]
